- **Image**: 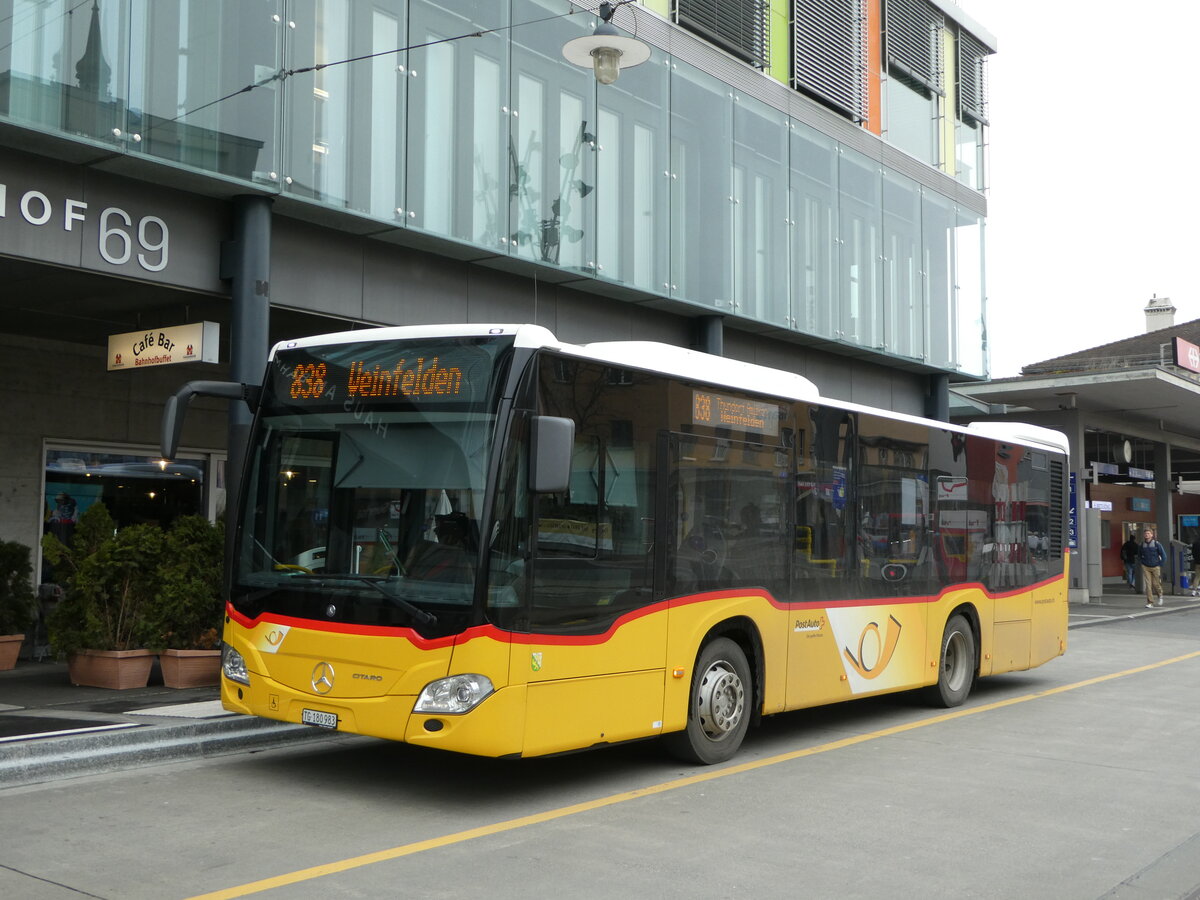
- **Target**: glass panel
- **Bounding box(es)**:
[131,0,282,183]
[838,147,882,348]
[955,115,984,190]
[922,190,954,368]
[882,170,923,360]
[406,0,507,247]
[732,92,788,326]
[0,0,133,148]
[789,120,838,339]
[509,0,595,272]
[955,207,985,376]
[884,74,936,165]
[670,59,731,309]
[594,44,669,291]
[282,0,406,216]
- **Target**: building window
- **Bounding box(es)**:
[792,0,867,122]
[42,446,213,581]
[883,0,943,165]
[955,29,990,190]
[674,0,770,69]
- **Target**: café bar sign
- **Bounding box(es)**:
[107,322,219,371]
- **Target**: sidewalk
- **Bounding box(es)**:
[1067,587,1200,628]
[3,592,1198,788]
[0,658,332,788]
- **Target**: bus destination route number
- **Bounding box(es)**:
[692,390,779,436]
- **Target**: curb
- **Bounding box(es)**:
[0,714,332,788]
[1068,603,1198,630]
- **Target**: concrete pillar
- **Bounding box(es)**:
[925,374,949,422]
[221,195,272,516]
[1061,410,1089,604]
[697,315,723,356]
[1154,441,1175,587]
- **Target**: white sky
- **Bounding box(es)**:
[962,0,1200,377]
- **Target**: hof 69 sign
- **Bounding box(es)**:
[107,321,219,371]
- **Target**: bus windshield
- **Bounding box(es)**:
[231,335,512,634]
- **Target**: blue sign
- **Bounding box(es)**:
[1091,461,1119,476]
[832,466,847,511]
[1130,497,1152,512]
[1128,467,1155,481]
[1181,515,1199,527]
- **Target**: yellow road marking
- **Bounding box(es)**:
[187,650,1200,900]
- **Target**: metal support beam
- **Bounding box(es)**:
[925,373,949,422]
[697,315,723,357]
[221,195,272,521]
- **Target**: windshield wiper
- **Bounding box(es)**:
[301,573,437,626]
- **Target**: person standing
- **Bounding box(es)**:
[1138,528,1166,608]
[1120,533,1140,592]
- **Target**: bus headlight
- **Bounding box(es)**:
[414,674,494,714]
[222,642,250,685]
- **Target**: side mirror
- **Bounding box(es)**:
[530,416,574,493]
[162,380,261,460]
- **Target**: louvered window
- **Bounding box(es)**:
[792,0,867,122]
[884,0,942,95]
[957,30,989,125]
[1049,459,1066,557]
[674,0,770,70]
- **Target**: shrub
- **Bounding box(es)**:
[0,540,36,634]
[149,516,225,650]
[44,504,167,653]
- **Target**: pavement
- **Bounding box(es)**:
[2,589,1198,788]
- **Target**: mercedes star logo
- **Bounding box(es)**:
[311,661,335,695]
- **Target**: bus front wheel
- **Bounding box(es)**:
[665,637,751,765]
[927,613,976,707]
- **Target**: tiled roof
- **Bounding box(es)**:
[1021,318,1200,375]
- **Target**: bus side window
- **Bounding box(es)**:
[794,407,854,599]
[668,435,789,598]
[529,356,662,633]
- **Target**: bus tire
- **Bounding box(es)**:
[927,613,975,708]
[665,637,751,765]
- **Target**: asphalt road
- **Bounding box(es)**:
[3,608,1199,900]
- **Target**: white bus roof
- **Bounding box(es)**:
[272,323,1069,456]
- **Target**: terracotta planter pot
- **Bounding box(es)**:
[67,649,155,690]
[0,633,24,670]
[160,648,221,688]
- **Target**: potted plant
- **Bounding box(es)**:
[149,515,226,688]
[43,503,163,689]
[0,540,37,670]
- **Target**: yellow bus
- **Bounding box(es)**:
[163,324,1069,764]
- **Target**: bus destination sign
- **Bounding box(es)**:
[692,390,779,437]
[288,357,464,401]
[271,339,504,409]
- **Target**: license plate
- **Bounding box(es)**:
[301,708,338,729]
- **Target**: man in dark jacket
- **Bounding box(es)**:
[1138,528,1166,608]
[1120,534,1139,592]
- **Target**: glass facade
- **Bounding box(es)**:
[0,0,987,376]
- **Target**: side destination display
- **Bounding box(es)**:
[692,389,779,437]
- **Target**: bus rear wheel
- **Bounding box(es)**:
[665,637,751,765]
[927,613,976,707]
